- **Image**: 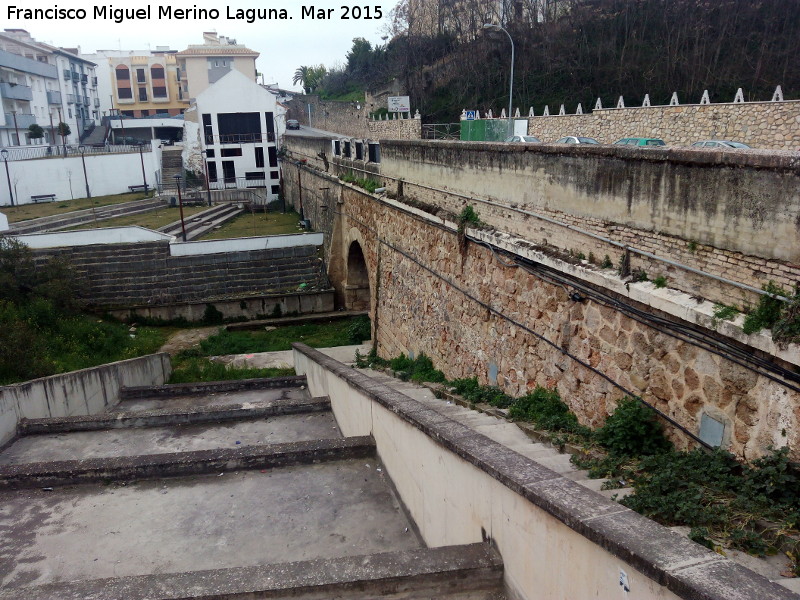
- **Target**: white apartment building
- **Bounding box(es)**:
[0,29,99,147]
[191,69,285,202]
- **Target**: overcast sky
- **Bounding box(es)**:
[7,0,398,90]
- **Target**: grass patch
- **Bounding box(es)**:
[198,210,303,240]
[5,191,154,223]
[339,172,381,193]
[168,356,294,384]
[197,316,368,355]
[63,205,209,231]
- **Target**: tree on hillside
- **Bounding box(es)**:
[293,65,327,93]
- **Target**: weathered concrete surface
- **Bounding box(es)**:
[0,544,503,600]
[1,547,503,600]
[212,343,372,370]
[2,412,340,465]
[119,384,308,412]
[0,353,172,449]
[0,458,420,589]
[20,395,331,434]
[294,343,800,600]
[121,375,307,400]
[0,436,374,489]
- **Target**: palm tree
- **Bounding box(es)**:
[293,65,327,94]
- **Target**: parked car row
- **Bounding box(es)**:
[502,135,753,149]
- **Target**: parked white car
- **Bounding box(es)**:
[504,135,541,143]
[554,136,600,144]
[692,140,751,149]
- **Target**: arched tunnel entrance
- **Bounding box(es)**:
[344,241,370,311]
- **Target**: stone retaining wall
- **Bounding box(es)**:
[524,101,800,149]
[32,241,329,308]
[280,160,800,460]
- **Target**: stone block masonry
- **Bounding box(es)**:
[525,101,800,149]
[280,158,800,460]
[31,241,329,308]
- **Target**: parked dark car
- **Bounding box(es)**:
[286,119,300,130]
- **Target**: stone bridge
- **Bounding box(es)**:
[283,136,800,461]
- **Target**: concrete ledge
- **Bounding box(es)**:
[0,543,503,600]
[120,375,307,399]
[19,396,331,435]
[0,436,374,489]
[226,310,369,331]
[293,343,798,600]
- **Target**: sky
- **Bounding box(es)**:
[6,0,399,90]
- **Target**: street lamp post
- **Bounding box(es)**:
[1,149,14,207]
[174,174,187,242]
[201,149,212,206]
[138,143,148,195]
[483,23,515,138]
[78,144,91,199]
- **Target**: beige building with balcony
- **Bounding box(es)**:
[175,32,259,102]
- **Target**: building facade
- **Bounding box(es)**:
[189,69,284,202]
[0,29,99,147]
[176,32,259,102]
[82,48,184,119]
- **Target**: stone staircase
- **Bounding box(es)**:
[8,197,165,234]
[80,122,107,146]
[158,202,244,241]
[160,147,184,186]
[0,376,506,599]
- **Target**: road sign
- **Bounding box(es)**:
[388,96,411,112]
[465,110,477,120]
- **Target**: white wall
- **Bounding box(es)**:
[14,227,173,248]
[170,232,322,256]
[0,144,160,206]
[0,212,7,232]
[0,353,171,448]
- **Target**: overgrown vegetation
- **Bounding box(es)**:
[356,347,800,571]
[0,238,168,384]
[197,317,369,356]
[168,352,294,384]
[339,171,381,193]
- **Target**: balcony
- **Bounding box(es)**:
[71,71,80,82]
[3,113,36,129]
[83,96,90,106]
[94,97,100,107]
[63,69,71,80]
[0,81,33,101]
[47,90,62,104]
[91,76,98,87]
[66,93,77,104]
[81,74,88,84]
[0,49,57,78]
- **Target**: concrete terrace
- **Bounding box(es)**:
[0,373,505,599]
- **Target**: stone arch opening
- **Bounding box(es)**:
[345,241,370,311]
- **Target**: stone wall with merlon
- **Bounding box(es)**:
[524,101,800,149]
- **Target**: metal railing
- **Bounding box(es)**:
[1,143,152,161]
[422,123,461,140]
[204,132,275,145]
[207,175,276,191]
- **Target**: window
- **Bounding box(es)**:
[202,113,213,144]
[140,110,150,117]
[255,146,264,168]
[368,142,380,163]
[151,66,165,79]
[343,141,351,157]
[245,171,265,181]
[268,146,278,168]
[270,170,279,181]
[136,69,146,83]
[68,108,72,118]
[271,185,280,195]
[220,148,242,157]
[153,86,167,98]
[333,140,340,156]
[207,161,217,182]
[205,149,215,158]
[222,161,236,183]
[122,110,134,117]
[217,112,261,143]
[355,142,363,160]
[138,87,147,101]
[115,66,130,80]
[265,112,274,141]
